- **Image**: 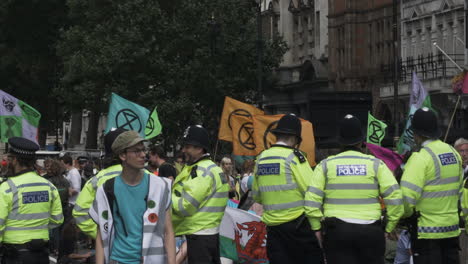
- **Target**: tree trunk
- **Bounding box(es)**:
[68,110,82,148]
[85,110,100,149]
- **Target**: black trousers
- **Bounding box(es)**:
[266,216,324,264]
[323,218,385,264]
[186,234,221,264]
[1,248,49,264]
[412,237,460,264]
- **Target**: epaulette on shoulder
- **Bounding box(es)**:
[190,165,198,179]
[293,149,306,164]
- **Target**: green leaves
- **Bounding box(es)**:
[57,0,287,148]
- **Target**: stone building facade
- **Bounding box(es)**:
[378,0,467,142]
[261,0,335,145]
[328,0,398,93]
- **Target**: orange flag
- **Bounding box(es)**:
[252,115,316,166]
[218,97,264,142]
[231,115,258,156]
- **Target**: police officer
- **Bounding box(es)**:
[73,128,127,238]
[0,137,63,264]
[172,125,229,264]
[252,114,323,264]
[401,107,463,264]
[305,114,403,264]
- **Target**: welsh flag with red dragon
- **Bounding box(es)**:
[220,207,269,263]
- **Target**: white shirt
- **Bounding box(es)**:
[66,167,81,205]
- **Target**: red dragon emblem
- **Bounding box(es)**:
[234,221,268,263]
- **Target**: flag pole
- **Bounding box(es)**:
[443,95,461,142]
[433,42,463,71]
[213,139,219,162]
[433,42,464,142]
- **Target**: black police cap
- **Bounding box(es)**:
[338,114,365,146]
[182,125,210,151]
[8,137,39,157]
[272,113,302,138]
[411,107,441,139]
[104,128,129,156]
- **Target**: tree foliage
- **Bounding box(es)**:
[0,0,68,145]
[57,0,287,149]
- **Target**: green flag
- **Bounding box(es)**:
[397,72,433,154]
[0,90,41,143]
[145,107,162,139]
[105,93,150,138]
[367,112,387,146]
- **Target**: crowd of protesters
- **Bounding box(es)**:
[3,108,468,264]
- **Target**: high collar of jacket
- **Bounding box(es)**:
[270,144,295,150]
[187,153,211,166]
[8,169,35,178]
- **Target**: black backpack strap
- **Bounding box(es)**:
[103,178,116,215]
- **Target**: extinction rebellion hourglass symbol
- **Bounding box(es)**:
[4,117,16,138]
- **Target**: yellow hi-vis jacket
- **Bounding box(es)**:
[172,157,229,236]
[0,170,63,244]
[252,145,314,227]
[401,140,463,239]
[460,179,468,231]
[73,164,122,238]
[305,150,404,232]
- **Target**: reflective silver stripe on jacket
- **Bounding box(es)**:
[182,191,200,209]
[263,200,304,211]
[304,200,321,208]
[178,197,190,217]
[258,156,297,166]
[6,180,55,221]
[418,224,458,233]
[5,224,49,231]
[75,215,91,224]
[196,163,227,212]
[285,152,298,185]
[257,152,301,196]
[260,183,298,192]
[5,182,51,193]
[73,204,87,212]
[321,160,328,178]
[420,189,459,198]
[404,195,417,205]
[326,183,377,190]
[0,218,5,225]
[401,181,422,194]
[426,176,460,186]
[423,147,442,181]
[421,147,461,199]
[383,198,403,205]
[73,203,91,223]
[381,184,400,198]
[211,192,228,198]
[324,198,379,205]
[8,212,50,221]
[199,206,226,213]
[307,186,324,197]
